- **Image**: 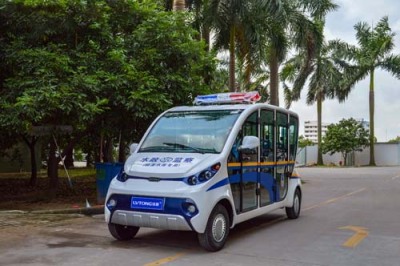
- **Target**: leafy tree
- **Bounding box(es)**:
[298,135,314,148]
[388,136,400,143]
[332,17,400,166]
[0,0,114,192]
[322,118,369,166]
[0,0,217,197]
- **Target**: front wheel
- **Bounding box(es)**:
[198,204,230,252]
[286,188,301,219]
[108,223,139,241]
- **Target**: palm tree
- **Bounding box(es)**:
[206,0,261,92]
[282,18,349,165]
[283,41,346,165]
[265,0,338,106]
[187,0,211,49]
[177,0,337,99]
[333,16,400,166]
[173,0,186,11]
[205,0,313,93]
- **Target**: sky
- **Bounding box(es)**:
[288,0,400,142]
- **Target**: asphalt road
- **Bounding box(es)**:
[1,167,400,266]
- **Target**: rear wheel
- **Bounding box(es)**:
[108,223,139,241]
[198,204,230,252]
[286,188,301,219]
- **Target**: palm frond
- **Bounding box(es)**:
[283,82,293,109]
[354,21,371,48]
[377,54,400,79]
[300,0,339,19]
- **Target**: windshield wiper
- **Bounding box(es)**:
[139,146,174,152]
[200,148,218,154]
[163,142,205,154]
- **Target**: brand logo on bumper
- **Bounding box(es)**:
[131,197,164,211]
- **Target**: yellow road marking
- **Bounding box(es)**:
[303,188,367,211]
[339,226,369,248]
[143,253,186,266]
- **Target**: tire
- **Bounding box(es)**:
[198,204,230,252]
[108,223,139,241]
[286,188,301,219]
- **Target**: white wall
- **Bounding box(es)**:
[297,143,400,166]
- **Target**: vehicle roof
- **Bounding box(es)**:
[168,103,299,118]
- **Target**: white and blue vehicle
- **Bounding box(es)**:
[105,91,301,251]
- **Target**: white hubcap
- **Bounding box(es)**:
[212,214,226,242]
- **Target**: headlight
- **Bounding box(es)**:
[107,198,117,210]
[182,200,199,217]
[116,171,128,182]
[185,163,221,186]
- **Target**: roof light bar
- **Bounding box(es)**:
[194,91,261,105]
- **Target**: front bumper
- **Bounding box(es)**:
[105,194,198,231]
[110,210,192,231]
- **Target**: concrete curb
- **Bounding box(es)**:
[30,205,104,215]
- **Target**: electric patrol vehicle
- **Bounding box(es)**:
[105,91,301,251]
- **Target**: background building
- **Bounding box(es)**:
[356,118,370,130]
[304,120,331,143]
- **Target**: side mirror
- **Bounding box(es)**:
[129,143,139,155]
[238,136,259,152]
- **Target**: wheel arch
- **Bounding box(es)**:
[285,177,302,207]
[216,198,234,228]
[296,185,302,198]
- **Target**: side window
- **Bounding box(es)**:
[242,112,258,137]
[228,111,258,163]
[277,112,288,161]
[289,116,298,162]
[241,111,258,162]
[260,110,274,162]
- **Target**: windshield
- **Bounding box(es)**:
[139,110,242,154]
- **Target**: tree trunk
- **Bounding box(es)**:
[165,0,173,11]
[202,26,210,52]
[103,137,114,163]
[229,25,236,92]
[317,91,324,165]
[64,148,74,169]
[86,150,93,168]
[118,136,126,163]
[244,54,251,90]
[100,130,104,163]
[172,0,186,11]
[269,48,279,106]
[47,138,59,199]
[46,132,84,198]
[201,26,212,86]
[22,136,38,186]
[369,69,376,166]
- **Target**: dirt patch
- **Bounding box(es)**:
[0,170,99,211]
[0,212,95,246]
